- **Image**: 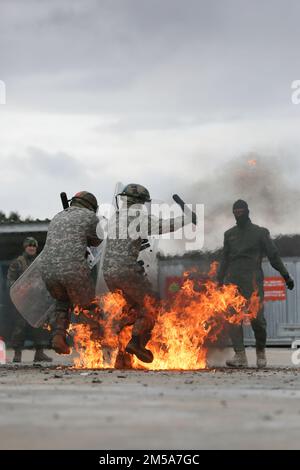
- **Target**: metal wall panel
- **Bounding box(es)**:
[243,258,300,345]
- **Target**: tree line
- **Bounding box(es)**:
[0,211,50,224]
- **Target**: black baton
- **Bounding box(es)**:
[173,194,197,225]
[60,192,69,210]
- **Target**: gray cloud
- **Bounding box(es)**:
[22,147,85,179]
[1,0,300,249]
[0,147,93,218]
[1,0,300,118]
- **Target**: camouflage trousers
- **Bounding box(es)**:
[104,271,157,341]
[43,265,96,337]
[11,308,45,350]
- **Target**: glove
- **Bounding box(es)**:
[284,274,294,290]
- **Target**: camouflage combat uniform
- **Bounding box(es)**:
[103,206,187,339]
[7,252,44,350]
[217,219,289,351]
[39,206,102,338]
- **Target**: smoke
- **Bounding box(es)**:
[186,152,300,250]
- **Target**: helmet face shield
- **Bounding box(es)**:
[144,200,152,213]
[117,183,151,204]
[116,195,144,209]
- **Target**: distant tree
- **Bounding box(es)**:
[7,211,22,223]
[0,211,28,223]
[0,210,50,224]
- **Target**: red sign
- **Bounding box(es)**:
[263,277,286,302]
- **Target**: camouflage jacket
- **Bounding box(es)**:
[217,219,288,294]
[103,206,187,278]
[7,252,36,288]
[39,206,102,276]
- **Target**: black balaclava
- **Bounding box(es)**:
[232,199,250,227]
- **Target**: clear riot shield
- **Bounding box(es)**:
[10,248,105,329]
[95,181,124,295]
[9,255,55,328]
[137,199,161,294]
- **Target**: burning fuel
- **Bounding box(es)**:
[70,263,260,370]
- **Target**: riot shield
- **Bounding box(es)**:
[138,198,162,294]
[10,255,55,328]
[95,181,124,295]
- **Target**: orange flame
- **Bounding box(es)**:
[247,159,257,167]
[71,267,260,370]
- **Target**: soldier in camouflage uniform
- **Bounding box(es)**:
[7,237,52,363]
[103,183,195,363]
[39,192,103,355]
[217,199,294,368]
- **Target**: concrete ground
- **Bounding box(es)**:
[0,347,299,450]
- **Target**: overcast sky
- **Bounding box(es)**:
[1,0,300,248]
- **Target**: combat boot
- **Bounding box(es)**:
[256,348,267,368]
[115,350,133,369]
[125,335,154,363]
[13,349,22,363]
[52,334,71,355]
[34,349,53,363]
[52,310,71,355]
[226,350,248,368]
